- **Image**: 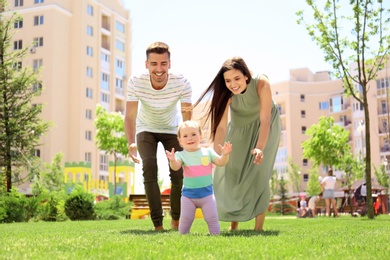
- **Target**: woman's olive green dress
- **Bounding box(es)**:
[214,77,281,222]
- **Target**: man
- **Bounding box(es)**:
[124,42,192,231]
[308,193,322,217]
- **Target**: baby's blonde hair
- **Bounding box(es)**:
[177,120,202,137]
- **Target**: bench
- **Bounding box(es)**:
[128,194,204,219]
[129,194,171,219]
[314,198,342,216]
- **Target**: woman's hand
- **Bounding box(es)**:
[251,148,264,165]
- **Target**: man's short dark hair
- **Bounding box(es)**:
[146,42,170,60]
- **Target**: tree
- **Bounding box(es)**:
[288,157,302,196]
[306,167,322,197]
[302,116,350,169]
[340,152,363,215]
[94,104,128,195]
[0,0,50,192]
[373,163,389,213]
[297,0,390,219]
[30,153,64,195]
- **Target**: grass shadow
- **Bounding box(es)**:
[220,229,280,237]
[120,229,178,235]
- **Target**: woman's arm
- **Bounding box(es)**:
[252,76,273,164]
[214,99,230,155]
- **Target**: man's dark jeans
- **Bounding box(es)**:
[136,131,183,227]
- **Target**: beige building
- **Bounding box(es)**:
[273,62,390,193]
[7,0,131,192]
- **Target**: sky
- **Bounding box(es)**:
[123,0,333,100]
[122,0,333,190]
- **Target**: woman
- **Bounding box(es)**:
[193,57,281,231]
[321,169,338,217]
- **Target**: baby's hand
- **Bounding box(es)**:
[165,148,176,161]
[219,141,232,155]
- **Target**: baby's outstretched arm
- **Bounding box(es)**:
[165,148,182,171]
[214,141,232,166]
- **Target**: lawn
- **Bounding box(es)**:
[1,214,389,259]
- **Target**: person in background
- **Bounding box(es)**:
[192,57,281,232]
[321,169,338,217]
[308,193,322,217]
[166,120,232,235]
[299,195,308,217]
[124,42,192,231]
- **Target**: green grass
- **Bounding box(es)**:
[1,214,389,259]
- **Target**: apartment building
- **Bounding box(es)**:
[7,0,131,192]
[272,62,390,193]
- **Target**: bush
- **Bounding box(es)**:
[94,195,131,220]
[37,191,68,222]
[0,188,28,223]
[64,186,95,221]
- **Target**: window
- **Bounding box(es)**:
[85,130,92,141]
[302,158,308,166]
[319,101,329,110]
[34,15,44,26]
[301,126,306,134]
[115,40,125,51]
[14,19,23,28]
[87,25,93,36]
[35,149,41,157]
[115,78,123,89]
[13,62,22,70]
[101,53,110,63]
[34,0,44,3]
[15,0,23,7]
[85,152,91,162]
[98,175,108,182]
[303,174,309,182]
[116,21,125,33]
[101,93,110,103]
[99,154,109,171]
[101,72,110,91]
[33,37,44,47]
[33,59,43,71]
[300,94,305,102]
[86,67,93,77]
[13,40,23,50]
[87,5,93,16]
[301,110,306,118]
[86,46,93,56]
[32,82,42,92]
[86,109,92,119]
[86,88,93,98]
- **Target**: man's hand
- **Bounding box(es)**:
[128,143,140,164]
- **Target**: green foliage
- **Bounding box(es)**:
[274,176,293,215]
[94,104,128,157]
[287,157,302,194]
[302,116,350,169]
[306,167,322,197]
[373,164,390,195]
[0,188,28,223]
[64,185,95,221]
[0,0,51,192]
[37,190,68,222]
[94,195,131,220]
[31,153,65,196]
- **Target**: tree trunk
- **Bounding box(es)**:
[363,99,374,219]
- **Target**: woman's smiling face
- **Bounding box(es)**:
[223,69,248,95]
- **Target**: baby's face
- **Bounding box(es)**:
[178,126,202,152]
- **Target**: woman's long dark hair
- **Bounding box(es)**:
[193,57,252,141]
